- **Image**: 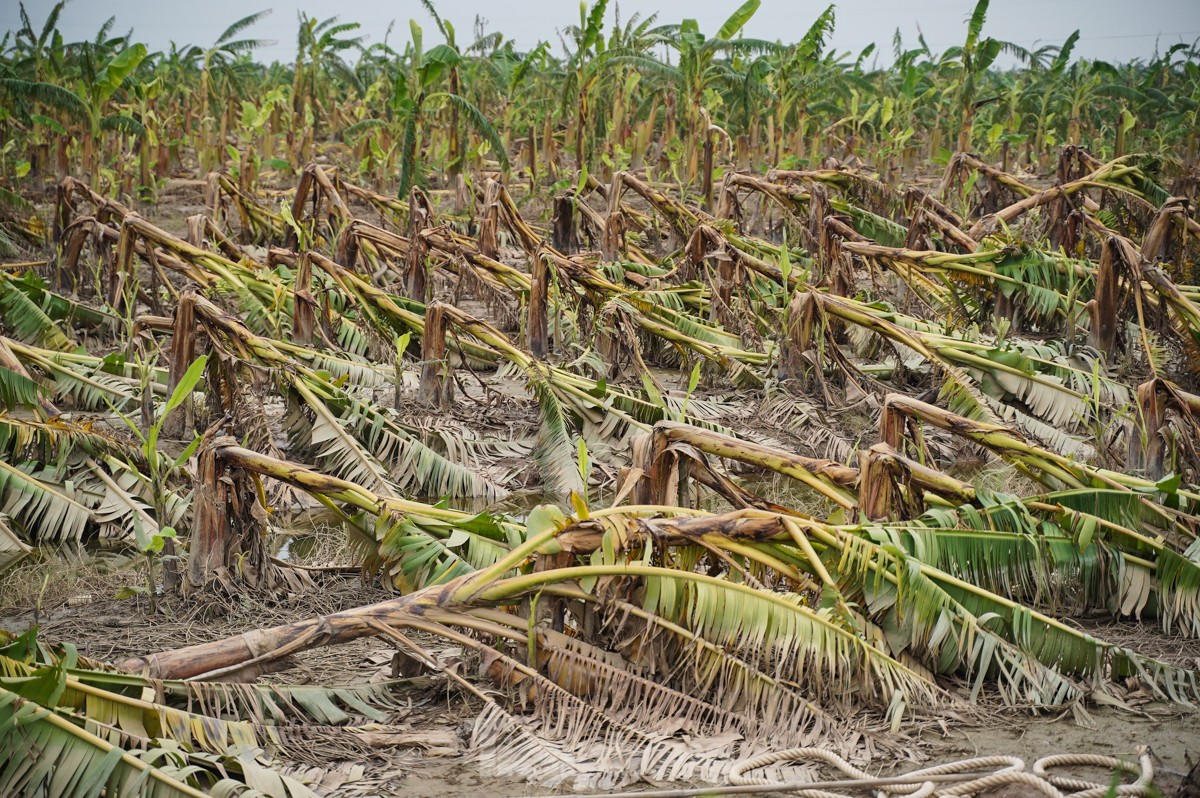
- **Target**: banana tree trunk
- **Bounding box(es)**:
[639,421,859,510]
[185,436,293,596]
[957,103,975,154]
[528,124,538,186]
[1086,238,1120,356]
[701,129,715,212]
[478,180,500,259]
[1127,379,1200,479]
[551,195,574,254]
[82,131,97,189]
[419,301,454,408]
[131,571,454,679]
[528,254,550,358]
[575,92,587,169]
[448,69,461,179]
[293,252,315,346]
[138,133,153,200]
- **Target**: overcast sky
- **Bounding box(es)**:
[3,0,1198,67]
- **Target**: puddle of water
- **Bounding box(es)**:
[272,534,317,560]
[0,539,140,594]
[1,540,138,574]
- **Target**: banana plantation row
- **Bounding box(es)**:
[1,0,1200,796]
[1,0,1199,222]
[0,143,1197,792]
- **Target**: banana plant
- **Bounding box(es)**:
[940,0,1012,152]
[187,10,275,172]
[104,438,1200,789]
[0,626,420,797]
[1,41,148,187]
[106,355,207,610]
[417,0,469,178]
[641,0,781,181]
[394,25,510,197]
[291,13,363,158]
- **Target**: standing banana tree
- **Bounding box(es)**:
[559,0,610,171]
[1,41,147,187]
[643,0,781,181]
[3,2,71,179]
[417,0,469,179]
[9,2,68,84]
[1021,31,1080,160]
[769,5,837,165]
[187,10,274,172]
[942,0,1012,152]
[291,14,363,158]
[394,32,510,197]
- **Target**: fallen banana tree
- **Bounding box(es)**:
[629,418,1200,638]
[0,625,419,798]
[105,437,1200,789]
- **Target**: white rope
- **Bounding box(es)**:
[1033,750,1155,798]
[723,746,1155,798]
[531,745,1158,798]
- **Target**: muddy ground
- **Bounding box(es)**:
[4,177,1200,796]
[3,551,1199,798]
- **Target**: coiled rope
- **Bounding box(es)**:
[1034,751,1156,798]
[730,748,1052,798]
[534,746,1158,798]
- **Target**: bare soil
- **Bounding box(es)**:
[3,553,1199,798]
[6,178,1200,797]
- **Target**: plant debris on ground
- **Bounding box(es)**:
[2,0,1200,795]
